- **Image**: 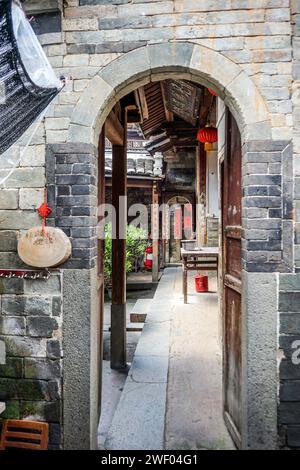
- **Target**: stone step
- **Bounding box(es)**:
[130,299,153,323]
[104,324,144,333]
[130,313,147,323]
[105,268,178,450]
[0,340,6,365]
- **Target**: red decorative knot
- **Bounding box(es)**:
[197,127,218,144]
[208,88,217,97]
[37,202,52,219]
[37,189,52,236]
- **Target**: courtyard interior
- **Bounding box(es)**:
[99,268,234,450]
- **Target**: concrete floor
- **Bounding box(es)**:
[99,282,155,447]
[99,268,234,450]
[165,270,234,450]
[98,361,127,449]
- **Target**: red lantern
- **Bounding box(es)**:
[197,126,218,144]
[208,88,217,96]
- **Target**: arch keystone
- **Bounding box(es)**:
[99,46,151,94]
[148,42,195,73]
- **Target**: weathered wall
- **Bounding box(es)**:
[0,0,298,449]
[276,0,300,449]
[51,0,292,140]
[0,273,63,449]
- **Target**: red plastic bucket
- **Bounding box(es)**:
[195,274,208,293]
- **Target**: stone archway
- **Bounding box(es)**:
[61,41,281,450]
[67,42,271,147]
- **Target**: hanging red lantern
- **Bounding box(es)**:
[208,88,217,97]
[197,126,218,144]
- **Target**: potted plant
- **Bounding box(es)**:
[104,224,147,296]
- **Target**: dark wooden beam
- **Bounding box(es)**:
[134,87,149,122]
[146,137,198,153]
[97,125,105,414]
[152,182,159,283]
[196,142,207,246]
[160,82,174,122]
[161,121,195,131]
[127,111,141,123]
[106,177,155,190]
[165,129,197,138]
[105,110,124,146]
[111,109,127,371]
[199,91,214,127]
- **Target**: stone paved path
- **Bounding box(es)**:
[165,269,234,450]
[104,267,234,450]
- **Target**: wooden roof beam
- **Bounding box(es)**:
[134,87,149,122]
[105,109,124,146]
[160,82,174,122]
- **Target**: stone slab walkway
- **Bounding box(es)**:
[104,267,234,450]
[165,270,234,450]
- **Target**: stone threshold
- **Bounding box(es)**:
[104,268,177,450]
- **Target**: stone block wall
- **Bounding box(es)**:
[47,0,293,140]
[46,143,98,270]
[279,273,300,449]
[0,0,297,449]
[292,1,300,269]
[276,1,300,449]
[0,273,63,449]
[242,140,293,273]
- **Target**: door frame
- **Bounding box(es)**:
[221,109,242,449]
[60,42,281,448]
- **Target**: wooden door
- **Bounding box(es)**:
[222,110,242,448]
[97,127,106,415]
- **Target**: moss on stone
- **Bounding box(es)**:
[2,400,20,419]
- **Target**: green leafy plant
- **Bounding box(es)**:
[104,223,148,287]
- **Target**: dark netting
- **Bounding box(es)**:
[0,0,60,155]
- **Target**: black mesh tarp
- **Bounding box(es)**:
[0,0,60,155]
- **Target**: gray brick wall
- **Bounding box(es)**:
[46,143,98,270]
[242,140,292,273]
[279,274,300,449]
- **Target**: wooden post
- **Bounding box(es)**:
[97,126,105,413]
[159,184,165,270]
[152,182,159,283]
[196,142,207,247]
[111,110,127,370]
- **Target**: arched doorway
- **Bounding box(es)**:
[165,196,193,264]
[61,42,279,450]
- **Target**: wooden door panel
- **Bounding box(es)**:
[226,238,242,280]
[222,110,242,448]
[224,287,242,434]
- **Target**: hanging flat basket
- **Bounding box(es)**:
[197,127,218,144]
[18,227,71,268]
